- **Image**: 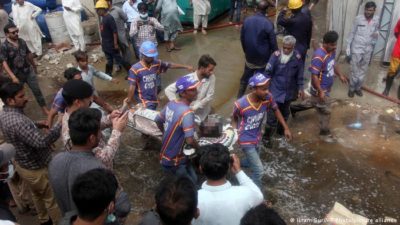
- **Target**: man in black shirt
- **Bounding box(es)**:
[0,23,49,115]
[95,0,131,76]
[277,0,312,63]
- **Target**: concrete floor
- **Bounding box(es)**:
[10,1,400,225]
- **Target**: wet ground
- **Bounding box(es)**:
[11,1,400,225]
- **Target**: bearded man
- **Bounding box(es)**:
[262,35,304,147]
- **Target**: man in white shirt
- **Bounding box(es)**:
[122,0,142,23]
[192,144,264,225]
[12,0,43,56]
[164,54,216,121]
[62,0,86,51]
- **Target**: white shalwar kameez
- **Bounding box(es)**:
[12,2,43,55]
[164,72,215,121]
[192,0,211,29]
[62,0,86,51]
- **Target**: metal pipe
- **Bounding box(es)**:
[361,85,400,104]
[181,22,242,34]
[180,11,277,34]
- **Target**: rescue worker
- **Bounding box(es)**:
[155,75,200,183]
[12,0,43,57]
[262,35,304,148]
[62,0,86,51]
[237,0,278,98]
[309,31,347,142]
[301,0,319,16]
[232,73,292,188]
[346,1,379,98]
[277,0,312,63]
[382,18,400,99]
[95,0,131,76]
[126,41,192,110]
[106,0,132,66]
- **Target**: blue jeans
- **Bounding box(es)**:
[131,36,139,59]
[162,164,198,184]
[241,146,263,188]
[229,0,242,23]
[114,190,131,218]
[126,22,139,59]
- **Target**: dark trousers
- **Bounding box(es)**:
[118,41,133,65]
[237,65,264,98]
[126,22,140,59]
[0,203,16,222]
[18,70,46,107]
[104,48,131,75]
[229,0,242,22]
[130,36,140,60]
[266,100,291,136]
[162,164,197,185]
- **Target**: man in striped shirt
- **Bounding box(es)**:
[155,75,200,183]
[309,31,347,140]
[232,73,292,188]
[126,41,192,110]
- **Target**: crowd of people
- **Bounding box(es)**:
[0,0,399,224]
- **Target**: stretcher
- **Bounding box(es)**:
[127,107,238,154]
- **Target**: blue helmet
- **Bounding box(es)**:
[140,41,158,57]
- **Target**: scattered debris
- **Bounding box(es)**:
[386,108,394,114]
[43,54,50,60]
[325,202,368,225]
[347,122,363,130]
[91,54,99,62]
[361,109,370,114]
[49,59,59,65]
[48,42,71,52]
